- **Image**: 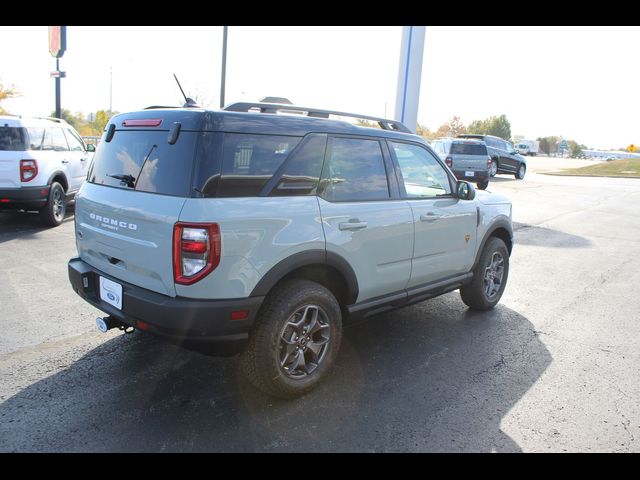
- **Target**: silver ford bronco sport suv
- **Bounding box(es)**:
[68,102,513,398]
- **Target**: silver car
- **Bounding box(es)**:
[431,137,491,190]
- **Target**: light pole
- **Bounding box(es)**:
[220,26,228,108]
[109,66,112,118]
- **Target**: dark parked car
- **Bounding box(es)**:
[457,134,527,179]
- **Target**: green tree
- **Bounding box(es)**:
[537,136,561,156]
[537,137,551,155]
[466,119,487,135]
[568,140,585,158]
[0,79,20,115]
[466,115,511,140]
[50,109,80,129]
[93,110,110,134]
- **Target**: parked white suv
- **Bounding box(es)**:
[0,116,95,226]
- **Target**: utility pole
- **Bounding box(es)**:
[220,26,228,108]
[109,66,113,117]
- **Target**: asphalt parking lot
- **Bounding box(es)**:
[1,157,639,452]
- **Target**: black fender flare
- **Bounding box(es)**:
[47,170,69,191]
[250,249,359,305]
[472,219,514,270]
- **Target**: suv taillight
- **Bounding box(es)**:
[445,156,453,168]
[173,222,221,285]
[487,157,493,169]
[20,159,38,182]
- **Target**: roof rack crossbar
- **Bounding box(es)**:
[223,102,412,134]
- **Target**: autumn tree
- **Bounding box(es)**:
[0,79,20,115]
[92,110,110,134]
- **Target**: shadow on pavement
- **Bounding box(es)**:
[513,221,591,248]
[0,294,551,452]
[0,206,75,244]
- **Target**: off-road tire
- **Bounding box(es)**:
[460,237,509,310]
[239,279,343,399]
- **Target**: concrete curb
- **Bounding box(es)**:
[538,172,640,179]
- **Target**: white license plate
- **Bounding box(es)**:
[100,276,122,310]
[465,171,474,177]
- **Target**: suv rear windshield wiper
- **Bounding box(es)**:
[107,173,136,188]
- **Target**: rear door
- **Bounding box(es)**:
[76,127,197,297]
[317,136,414,302]
[389,141,477,286]
[497,139,518,172]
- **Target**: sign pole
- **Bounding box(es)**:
[48,26,66,119]
[55,58,61,119]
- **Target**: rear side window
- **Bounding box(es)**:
[26,128,45,150]
[0,126,28,151]
[450,142,488,155]
[87,130,196,197]
[44,128,69,152]
[319,137,389,202]
[195,133,301,198]
[269,134,326,196]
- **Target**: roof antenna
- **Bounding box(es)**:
[173,73,199,108]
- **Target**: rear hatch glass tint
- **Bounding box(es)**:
[450,142,487,155]
[194,133,301,197]
[0,126,28,151]
[87,130,197,197]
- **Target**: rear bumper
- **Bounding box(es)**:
[0,186,49,210]
[68,257,264,355]
[451,170,489,183]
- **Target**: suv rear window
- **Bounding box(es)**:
[450,142,488,155]
[0,126,28,151]
[87,130,196,197]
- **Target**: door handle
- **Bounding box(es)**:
[80,156,88,162]
[338,220,368,231]
[61,160,69,164]
[420,212,441,222]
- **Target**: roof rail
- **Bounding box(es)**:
[144,105,180,110]
[32,116,66,123]
[223,102,413,134]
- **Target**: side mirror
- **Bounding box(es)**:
[510,151,517,155]
[456,180,476,201]
[86,144,96,153]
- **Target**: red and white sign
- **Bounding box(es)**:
[48,26,66,58]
